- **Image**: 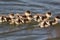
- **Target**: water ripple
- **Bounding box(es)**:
[0,0,60,40]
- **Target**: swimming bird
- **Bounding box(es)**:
[24,10,31,16]
[33,11,52,22]
[9,18,15,24]
[8,13,15,19]
[15,13,23,19]
[21,10,33,23]
[38,16,60,28]
[15,18,24,25]
[0,15,7,23]
[38,21,50,28]
[21,10,32,18]
[22,18,31,23]
[14,15,24,25]
[6,16,12,22]
[33,14,41,22]
[40,11,52,22]
[7,13,15,24]
[46,16,60,26]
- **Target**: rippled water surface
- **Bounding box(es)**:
[0,0,60,40]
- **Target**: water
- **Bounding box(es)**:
[0,0,60,40]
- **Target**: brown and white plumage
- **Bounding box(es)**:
[38,16,60,28]
[33,11,52,22]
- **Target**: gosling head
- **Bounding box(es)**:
[0,15,7,22]
[15,13,20,16]
[45,11,52,18]
[9,13,15,19]
[55,16,60,21]
[25,10,31,16]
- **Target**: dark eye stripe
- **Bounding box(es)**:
[26,10,30,13]
[47,12,51,15]
[56,16,60,19]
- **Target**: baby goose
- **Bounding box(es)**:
[8,13,15,24]
[45,11,52,18]
[9,18,15,24]
[46,16,60,26]
[25,10,31,16]
[23,18,30,23]
[38,21,50,28]
[33,14,41,22]
[15,18,24,25]
[22,16,33,23]
[38,16,60,28]
[0,15,7,23]
[6,16,11,22]
[22,10,33,23]
[22,10,32,18]
[8,13,15,19]
[42,11,52,21]
[15,13,23,19]
[22,11,30,18]
[15,15,24,25]
[33,11,52,22]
